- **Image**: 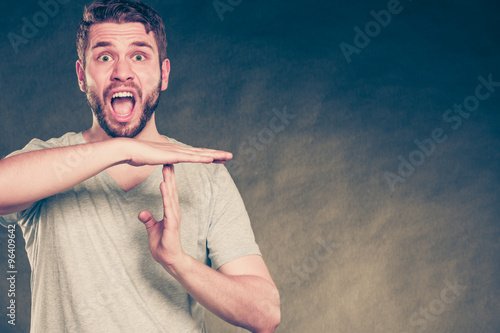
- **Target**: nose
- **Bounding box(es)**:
[112,58,134,82]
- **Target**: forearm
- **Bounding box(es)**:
[0,139,126,215]
[138,165,278,330]
[169,255,280,333]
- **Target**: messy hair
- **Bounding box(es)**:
[76,0,167,67]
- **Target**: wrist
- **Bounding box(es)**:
[162,252,194,280]
[110,137,133,165]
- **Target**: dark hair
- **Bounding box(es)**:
[76,0,167,67]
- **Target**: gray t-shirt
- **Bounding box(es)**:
[0,132,261,333]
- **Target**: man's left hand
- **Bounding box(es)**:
[138,164,189,277]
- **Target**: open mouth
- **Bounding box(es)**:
[110,91,136,120]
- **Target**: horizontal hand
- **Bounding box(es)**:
[121,138,232,167]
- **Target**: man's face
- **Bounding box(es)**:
[77,22,169,138]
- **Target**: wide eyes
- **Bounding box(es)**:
[97,54,146,62]
[98,54,112,62]
[133,54,145,61]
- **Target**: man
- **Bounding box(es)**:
[0,0,280,332]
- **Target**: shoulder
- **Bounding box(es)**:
[31,132,84,149]
[4,132,84,159]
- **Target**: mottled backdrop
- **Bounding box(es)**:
[0,0,499,332]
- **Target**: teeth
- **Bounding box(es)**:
[112,92,134,99]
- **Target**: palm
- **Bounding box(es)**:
[138,165,185,273]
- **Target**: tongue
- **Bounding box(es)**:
[112,98,134,115]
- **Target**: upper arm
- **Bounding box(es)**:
[217,254,276,287]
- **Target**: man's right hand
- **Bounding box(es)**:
[121,138,232,167]
[0,137,232,216]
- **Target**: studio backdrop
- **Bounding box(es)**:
[0,0,499,332]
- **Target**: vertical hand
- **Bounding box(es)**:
[138,164,188,275]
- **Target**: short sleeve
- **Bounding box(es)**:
[1,137,57,160]
[0,135,73,228]
[206,165,261,270]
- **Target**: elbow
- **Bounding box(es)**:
[255,313,280,333]
[266,287,281,332]
[271,303,281,332]
[255,291,281,333]
[266,307,281,333]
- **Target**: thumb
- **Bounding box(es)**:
[138,210,158,230]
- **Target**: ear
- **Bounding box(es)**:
[160,58,170,91]
[76,59,86,92]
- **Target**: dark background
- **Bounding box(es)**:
[1,0,499,332]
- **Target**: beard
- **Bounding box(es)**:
[84,78,162,138]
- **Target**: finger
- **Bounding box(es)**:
[176,145,231,156]
[160,181,180,228]
[170,154,214,164]
[162,164,171,181]
[191,149,232,161]
[164,164,179,207]
[199,150,232,161]
[138,210,158,230]
[161,166,181,225]
[169,146,232,163]
[166,153,229,164]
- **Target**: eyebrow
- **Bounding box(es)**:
[131,41,153,50]
[92,41,112,50]
[91,41,154,50]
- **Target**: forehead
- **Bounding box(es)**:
[87,22,157,52]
